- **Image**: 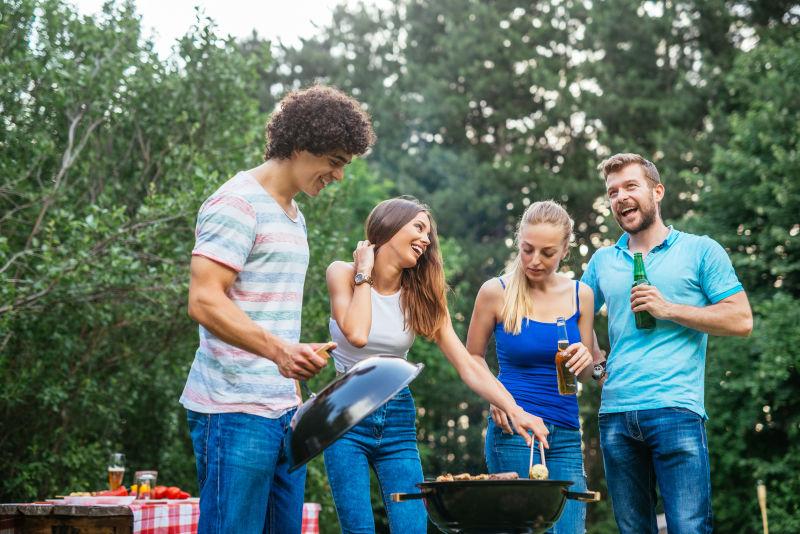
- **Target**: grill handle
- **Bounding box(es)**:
[391,492,427,502]
[562,489,601,502]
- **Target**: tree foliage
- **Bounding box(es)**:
[2,0,799,532]
[691,34,800,533]
[0,0,269,498]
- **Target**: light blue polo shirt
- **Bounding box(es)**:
[581,228,743,419]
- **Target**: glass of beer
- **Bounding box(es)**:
[108,453,126,490]
[555,317,577,395]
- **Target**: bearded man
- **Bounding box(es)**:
[581,153,752,534]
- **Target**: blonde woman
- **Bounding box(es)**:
[324,197,550,533]
[466,200,596,534]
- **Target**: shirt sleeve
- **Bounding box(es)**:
[581,255,605,313]
[699,237,744,303]
[192,193,257,272]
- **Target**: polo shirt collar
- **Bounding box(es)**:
[615,226,678,252]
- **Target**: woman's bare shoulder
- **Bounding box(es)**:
[577,280,594,307]
[479,276,506,295]
[576,280,594,297]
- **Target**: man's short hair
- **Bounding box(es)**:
[597,153,661,187]
[264,85,376,160]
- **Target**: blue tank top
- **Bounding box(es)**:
[494,279,581,430]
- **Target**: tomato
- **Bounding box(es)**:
[152,486,167,499]
[177,491,190,499]
[165,486,181,499]
[96,486,127,496]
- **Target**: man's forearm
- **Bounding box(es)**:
[664,299,752,337]
[189,292,284,360]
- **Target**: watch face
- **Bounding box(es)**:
[355,273,365,284]
[592,364,606,380]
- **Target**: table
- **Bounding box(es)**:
[0,501,321,534]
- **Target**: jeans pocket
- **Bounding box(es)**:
[186,411,210,487]
[667,407,702,420]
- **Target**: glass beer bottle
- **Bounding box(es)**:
[633,252,656,329]
[555,316,577,395]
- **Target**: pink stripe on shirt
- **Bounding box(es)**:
[255,233,307,246]
[205,195,256,218]
[182,387,299,412]
[192,251,243,273]
[200,338,257,359]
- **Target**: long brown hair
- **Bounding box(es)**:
[365,197,448,339]
[501,200,574,334]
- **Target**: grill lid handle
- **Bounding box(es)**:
[562,489,601,502]
[391,492,427,502]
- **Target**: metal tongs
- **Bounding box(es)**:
[528,437,548,479]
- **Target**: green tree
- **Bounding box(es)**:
[0,0,271,499]
[690,34,800,533]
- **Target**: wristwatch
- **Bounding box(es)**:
[592,360,607,381]
[354,272,373,286]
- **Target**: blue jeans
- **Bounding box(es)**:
[323,387,426,533]
[186,409,306,534]
[485,418,587,534]
[599,408,713,534]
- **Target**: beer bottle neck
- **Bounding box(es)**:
[556,317,568,343]
[633,254,647,281]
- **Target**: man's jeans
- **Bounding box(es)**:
[187,409,306,534]
[323,387,427,534]
[485,418,587,534]
[599,408,713,534]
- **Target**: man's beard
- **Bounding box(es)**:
[614,201,657,234]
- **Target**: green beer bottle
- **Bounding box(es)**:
[633,252,656,329]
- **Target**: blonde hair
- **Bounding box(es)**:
[501,200,574,335]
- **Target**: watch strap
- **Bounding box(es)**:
[354,272,373,286]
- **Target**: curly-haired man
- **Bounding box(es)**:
[180,85,375,533]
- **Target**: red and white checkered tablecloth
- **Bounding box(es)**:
[131,501,198,534]
[131,501,321,534]
[0,501,321,534]
[302,502,321,534]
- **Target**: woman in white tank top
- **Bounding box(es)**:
[323,197,552,533]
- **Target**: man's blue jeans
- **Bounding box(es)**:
[485,418,587,534]
[599,408,713,534]
[187,409,306,534]
[323,387,427,533]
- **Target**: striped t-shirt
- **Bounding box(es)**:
[180,171,309,418]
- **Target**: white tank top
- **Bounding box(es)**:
[328,288,416,372]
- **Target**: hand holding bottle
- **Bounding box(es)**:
[631,252,656,329]
[630,283,673,320]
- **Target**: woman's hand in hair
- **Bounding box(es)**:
[352,240,375,276]
[507,408,550,449]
